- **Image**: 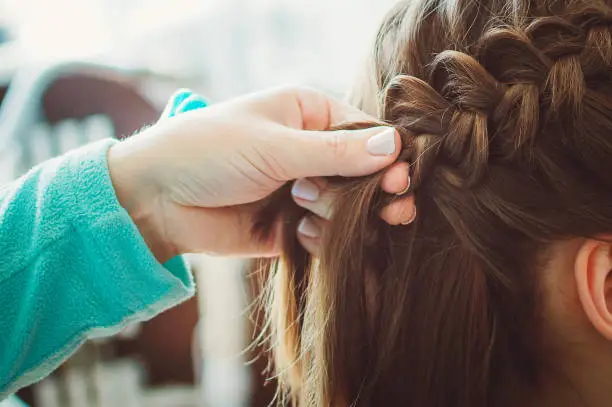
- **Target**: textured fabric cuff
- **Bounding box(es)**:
[61,139,195,320]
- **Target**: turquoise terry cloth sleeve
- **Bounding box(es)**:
[0,395,28,407]
[0,89,208,400]
[161,88,208,119]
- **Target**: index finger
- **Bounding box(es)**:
[250,85,377,130]
[293,86,375,130]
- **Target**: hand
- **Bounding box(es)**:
[290,163,415,256]
[108,86,415,262]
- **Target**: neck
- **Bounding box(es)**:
[493,331,612,407]
[528,338,612,407]
[528,240,612,407]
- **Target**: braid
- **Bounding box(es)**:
[381,1,612,193]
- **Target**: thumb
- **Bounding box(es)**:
[284,126,401,179]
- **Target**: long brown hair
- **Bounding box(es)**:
[253,1,612,405]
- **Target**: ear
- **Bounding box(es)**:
[575,239,612,340]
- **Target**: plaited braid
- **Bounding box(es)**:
[384,1,612,192]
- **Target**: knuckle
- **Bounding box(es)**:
[326,130,349,162]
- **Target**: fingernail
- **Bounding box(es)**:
[292,179,320,201]
[298,217,320,238]
[367,127,396,156]
[401,207,417,225]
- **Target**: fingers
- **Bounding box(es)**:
[246,86,403,181]
[258,85,375,130]
[381,162,411,195]
[380,195,416,225]
[291,178,334,220]
[286,126,401,179]
[292,174,416,225]
[247,86,403,180]
[291,86,375,130]
[241,86,374,131]
[380,162,415,225]
[296,194,416,256]
[293,170,417,255]
[296,216,326,257]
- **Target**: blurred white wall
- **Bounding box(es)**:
[1,0,397,99]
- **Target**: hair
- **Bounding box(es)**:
[253,1,612,406]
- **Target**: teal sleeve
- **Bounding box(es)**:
[0,139,195,399]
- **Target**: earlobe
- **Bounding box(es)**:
[575,239,612,340]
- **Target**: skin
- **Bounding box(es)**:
[107,86,416,262]
[530,239,612,407]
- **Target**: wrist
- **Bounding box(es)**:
[107,139,178,263]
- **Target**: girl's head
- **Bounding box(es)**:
[255,1,612,406]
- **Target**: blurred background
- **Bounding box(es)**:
[0,0,396,406]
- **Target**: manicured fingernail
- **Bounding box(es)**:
[298,217,320,238]
[396,176,411,196]
[292,179,320,201]
[401,207,417,225]
[367,127,396,156]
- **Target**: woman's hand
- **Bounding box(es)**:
[108,86,415,262]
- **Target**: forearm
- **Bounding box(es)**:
[0,140,194,398]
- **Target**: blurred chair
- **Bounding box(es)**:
[0,61,160,180]
[0,61,199,407]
